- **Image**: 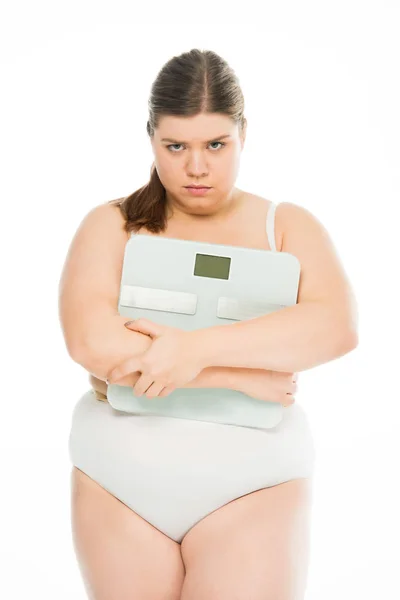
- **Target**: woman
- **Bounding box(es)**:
[60,48,358,600]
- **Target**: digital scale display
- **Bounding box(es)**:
[194,253,231,280]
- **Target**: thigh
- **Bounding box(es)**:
[180,478,314,600]
[70,467,185,600]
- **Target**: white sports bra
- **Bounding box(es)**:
[266,201,278,252]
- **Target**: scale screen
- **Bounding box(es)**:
[194,253,231,280]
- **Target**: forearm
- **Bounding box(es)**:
[195,301,358,373]
[72,313,153,385]
[90,365,242,393]
[73,313,243,391]
[182,365,242,390]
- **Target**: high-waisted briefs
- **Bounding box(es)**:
[68,389,316,543]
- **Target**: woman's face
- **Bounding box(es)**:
[150,113,246,220]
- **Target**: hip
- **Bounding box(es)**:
[69,389,316,467]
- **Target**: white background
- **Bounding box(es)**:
[1,1,399,598]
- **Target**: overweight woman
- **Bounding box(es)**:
[59,48,358,600]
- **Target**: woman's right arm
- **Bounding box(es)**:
[58,203,154,384]
[57,203,250,393]
[58,203,294,405]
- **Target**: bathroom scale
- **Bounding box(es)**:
[106,234,301,429]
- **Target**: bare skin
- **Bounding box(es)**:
[72,190,313,599]
[179,477,313,600]
[71,466,187,600]
[88,189,278,399]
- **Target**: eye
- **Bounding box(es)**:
[166,141,226,153]
[209,141,225,150]
[167,144,184,152]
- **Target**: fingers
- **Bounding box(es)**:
[135,380,176,399]
[107,356,140,384]
[132,373,156,397]
[282,393,294,407]
[133,374,169,398]
[158,385,176,398]
[140,381,166,398]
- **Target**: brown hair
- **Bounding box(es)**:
[108,48,246,235]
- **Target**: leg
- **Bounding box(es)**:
[180,478,314,600]
[70,466,185,600]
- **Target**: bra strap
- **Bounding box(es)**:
[130,203,279,251]
[266,202,277,252]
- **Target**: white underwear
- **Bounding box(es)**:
[68,389,316,543]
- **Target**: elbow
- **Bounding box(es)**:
[337,296,359,352]
[68,339,89,365]
[337,327,359,355]
[68,335,90,365]
[70,341,104,379]
[329,301,359,355]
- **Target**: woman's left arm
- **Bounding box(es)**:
[193,202,359,374]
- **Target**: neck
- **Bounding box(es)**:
[166,188,244,223]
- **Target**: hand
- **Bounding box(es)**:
[106,319,206,398]
[236,369,298,407]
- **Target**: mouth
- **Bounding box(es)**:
[185,186,211,189]
[184,186,212,196]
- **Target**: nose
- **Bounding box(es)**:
[185,152,209,177]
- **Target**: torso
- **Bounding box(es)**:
[136,190,282,250]
[89,190,283,397]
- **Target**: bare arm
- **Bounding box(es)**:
[76,313,293,406]
[73,313,245,391]
[193,300,357,373]
[59,204,274,394]
[193,203,359,373]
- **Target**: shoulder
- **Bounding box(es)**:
[275,201,357,324]
[98,197,126,218]
[275,201,333,247]
[83,198,129,238]
[275,200,317,220]
[252,197,332,254]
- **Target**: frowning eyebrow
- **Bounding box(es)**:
[161,134,232,144]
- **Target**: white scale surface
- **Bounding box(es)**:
[107,232,300,429]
